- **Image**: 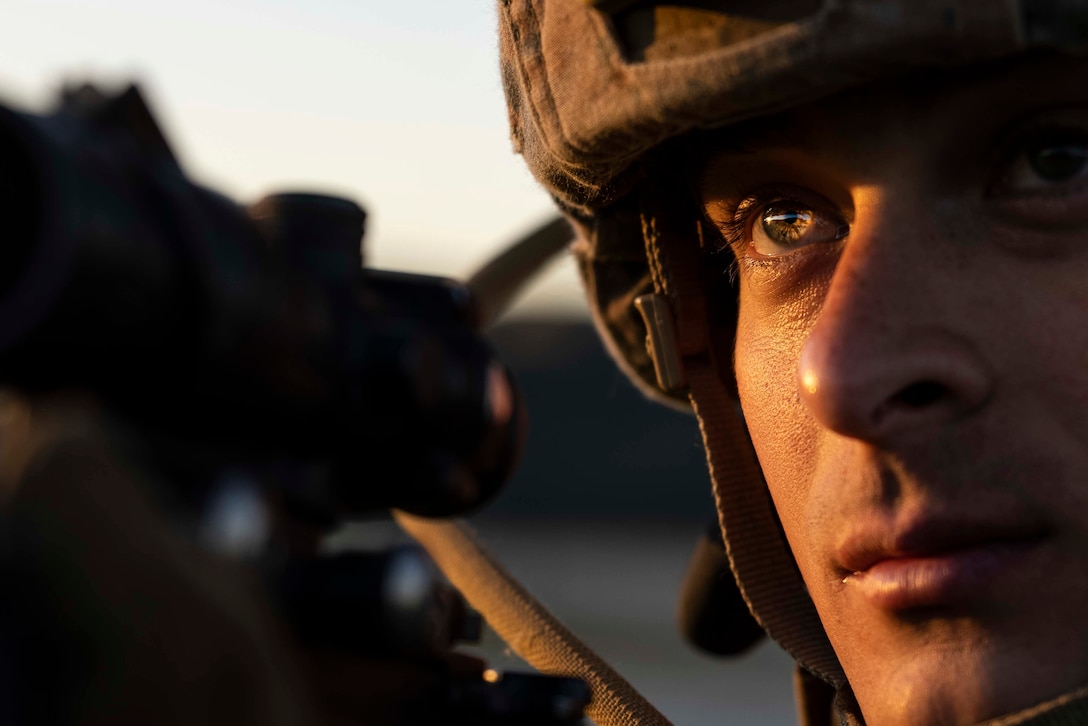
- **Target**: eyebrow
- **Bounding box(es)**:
[698,119,808,158]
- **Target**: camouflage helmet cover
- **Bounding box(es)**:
[499,0,1087,407]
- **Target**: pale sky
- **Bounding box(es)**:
[0,0,587,318]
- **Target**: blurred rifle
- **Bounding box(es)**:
[0,83,586,725]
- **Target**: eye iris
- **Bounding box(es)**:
[761,207,813,246]
[1028,142,1088,182]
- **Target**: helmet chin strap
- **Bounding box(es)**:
[395,512,674,726]
[636,184,847,687]
[396,216,675,726]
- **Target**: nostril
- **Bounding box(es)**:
[869,380,950,431]
[799,326,994,440]
[890,380,948,409]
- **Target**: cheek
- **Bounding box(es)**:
[998,256,1088,500]
[734,291,823,545]
[1017,265,1088,398]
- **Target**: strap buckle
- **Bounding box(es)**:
[634,293,687,392]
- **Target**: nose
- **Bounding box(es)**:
[797,212,993,445]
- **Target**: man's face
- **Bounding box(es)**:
[699,56,1088,725]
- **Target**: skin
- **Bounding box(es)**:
[698,55,1088,725]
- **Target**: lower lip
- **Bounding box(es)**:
[845,539,1045,611]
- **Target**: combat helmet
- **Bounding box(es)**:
[498,0,1088,693]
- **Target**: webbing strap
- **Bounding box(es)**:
[685,364,846,686]
[394,512,674,726]
[639,186,847,685]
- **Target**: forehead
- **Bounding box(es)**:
[698,52,1088,168]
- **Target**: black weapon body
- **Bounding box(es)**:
[0,84,588,724]
[0,84,524,518]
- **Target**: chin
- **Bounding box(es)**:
[824,590,1088,726]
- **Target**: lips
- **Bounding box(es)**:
[836,515,1050,610]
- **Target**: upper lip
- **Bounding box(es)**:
[835,512,1050,575]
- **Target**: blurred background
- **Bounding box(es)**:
[0,1,795,722]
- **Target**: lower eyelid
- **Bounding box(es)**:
[732,243,840,300]
[990,171,1088,197]
[990,187,1088,229]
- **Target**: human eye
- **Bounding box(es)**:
[712,189,849,259]
[999,126,1088,193]
[988,112,1088,228]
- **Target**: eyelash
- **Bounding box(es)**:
[708,191,780,259]
[717,197,758,252]
[703,201,751,283]
[707,190,822,255]
[712,207,749,256]
[707,197,786,285]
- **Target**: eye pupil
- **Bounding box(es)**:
[1028,143,1088,182]
[762,207,813,245]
